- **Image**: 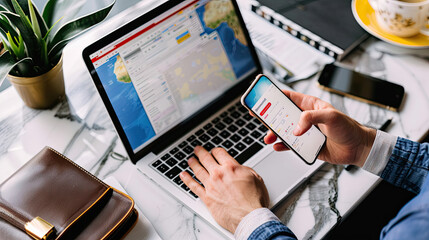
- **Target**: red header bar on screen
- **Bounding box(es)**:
[91,0,199,63]
[260,102,271,116]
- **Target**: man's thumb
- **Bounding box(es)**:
[293,109,332,136]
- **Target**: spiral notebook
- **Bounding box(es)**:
[250,0,368,60]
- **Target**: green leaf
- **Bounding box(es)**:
[1,10,40,60]
[0,33,10,51]
[0,1,13,12]
[42,15,61,41]
[13,54,34,76]
[15,35,24,58]
[0,0,26,15]
[39,36,48,67]
[10,0,31,27]
[47,36,65,62]
[1,0,48,37]
[29,0,47,38]
[27,0,40,39]
[6,31,15,48]
[42,0,85,29]
[6,31,24,58]
[48,0,115,52]
[0,50,31,86]
[0,14,18,39]
[0,51,15,86]
[0,4,8,11]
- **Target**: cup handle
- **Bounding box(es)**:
[368,0,378,11]
[421,15,429,36]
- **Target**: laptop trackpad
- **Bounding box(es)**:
[253,151,311,204]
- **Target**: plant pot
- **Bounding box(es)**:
[7,56,65,109]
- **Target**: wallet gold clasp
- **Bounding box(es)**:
[25,217,55,240]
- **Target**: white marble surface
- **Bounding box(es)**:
[1,0,429,239]
[104,176,162,240]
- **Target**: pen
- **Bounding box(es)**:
[345,118,393,171]
[379,118,392,132]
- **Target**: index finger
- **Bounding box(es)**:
[210,147,239,166]
[194,146,219,172]
[264,130,277,144]
[282,90,331,111]
[264,130,290,151]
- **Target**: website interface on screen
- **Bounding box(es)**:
[244,76,325,163]
[90,0,257,152]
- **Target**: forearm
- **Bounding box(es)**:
[362,130,397,175]
[235,208,297,240]
[248,221,297,240]
[235,132,429,239]
[363,131,429,195]
[380,137,429,194]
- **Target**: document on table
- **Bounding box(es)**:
[239,3,333,76]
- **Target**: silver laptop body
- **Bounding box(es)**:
[82,0,323,238]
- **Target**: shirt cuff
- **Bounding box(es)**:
[362,130,397,176]
[234,208,280,240]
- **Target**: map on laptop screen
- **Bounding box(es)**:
[89,0,257,152]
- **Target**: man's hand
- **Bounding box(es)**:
[264,90,376,167]
[180,146,269,233]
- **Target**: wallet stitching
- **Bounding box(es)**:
[49,148,136,239]
[0,147,133,239]
[48,147,108,187]
[0,148,105,232]
[47,147,111,234]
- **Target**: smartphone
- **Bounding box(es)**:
[241,74,326,165]
[317,63,405,111]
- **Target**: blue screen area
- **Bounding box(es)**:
[244,76,272,108]
[95,54,156,149]
[92,0,257,152]
[196,5,255,79]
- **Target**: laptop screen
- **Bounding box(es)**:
[85,0,258,154]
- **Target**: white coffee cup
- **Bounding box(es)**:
[369,0,429,37]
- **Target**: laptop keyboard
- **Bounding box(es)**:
[151,101,268,199]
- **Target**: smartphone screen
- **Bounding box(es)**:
[318,64,404,111]
[241,74,326,165]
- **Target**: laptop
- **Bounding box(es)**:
[82,0,323,238]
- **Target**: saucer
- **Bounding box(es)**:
[352,0,429,48]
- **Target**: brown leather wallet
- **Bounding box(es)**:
[0,147,138,240]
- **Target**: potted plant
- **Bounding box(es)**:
[0,0,115,109]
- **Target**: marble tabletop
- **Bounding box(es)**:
[1,0,429,239]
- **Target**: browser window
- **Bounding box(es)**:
[90,0,257,152]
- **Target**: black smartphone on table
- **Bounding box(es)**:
[241,74,326,165]
[317,63,405,111]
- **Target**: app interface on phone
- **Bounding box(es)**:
[244,76,325,163]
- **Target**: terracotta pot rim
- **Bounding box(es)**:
[7,55,63,84]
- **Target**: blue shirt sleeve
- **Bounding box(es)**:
[379,137,429,239]
[380,186,429,240]
[248,221,297,240]
[247,137,429,240]
[380,137,429,194]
